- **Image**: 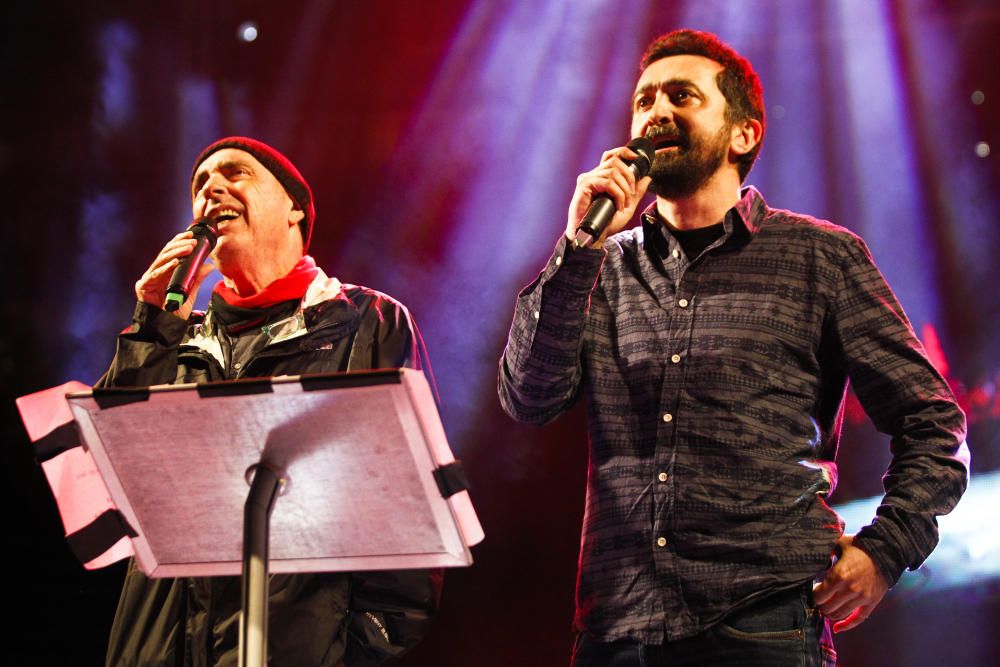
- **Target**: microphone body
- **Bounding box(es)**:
[164,217,219,312]
[574,137,654,248]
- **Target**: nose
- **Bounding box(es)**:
[649,92,675,126]
[195,171,227,201]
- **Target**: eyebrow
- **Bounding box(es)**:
[632,77,704,101]
[192,159,253,194]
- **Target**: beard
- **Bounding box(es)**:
[645,123,731,199]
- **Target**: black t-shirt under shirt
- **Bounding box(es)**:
[668,221,726,260]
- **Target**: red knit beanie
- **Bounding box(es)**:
[191,137,316,251]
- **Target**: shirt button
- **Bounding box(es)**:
[672,249,680,259]
[234,362,242,370]
[662,413,673,423]
[656,537,667,548]
[670,354,681,364]
[533,310,540,319]
[555,256,563,266]
[658,472,668,482]
[678,298,689,308]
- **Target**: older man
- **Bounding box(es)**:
[499,30,968,666]
[100,137,439,666]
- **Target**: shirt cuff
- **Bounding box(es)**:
[853,523,907,586]
[539,235,605,294]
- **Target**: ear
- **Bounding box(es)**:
[288,205,305,228]
[729,118,763,158]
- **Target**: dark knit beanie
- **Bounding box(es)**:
[191,136,316,251]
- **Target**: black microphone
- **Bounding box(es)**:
[163,217,220,312]
[573,136,654,248]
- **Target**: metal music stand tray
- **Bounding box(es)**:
[66,368,482,667]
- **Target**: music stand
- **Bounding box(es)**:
[65,368,482,667]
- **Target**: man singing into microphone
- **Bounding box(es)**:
[99,137,439,666]
[498,30,968,665]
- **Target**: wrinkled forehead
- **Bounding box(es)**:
[634,54,725,97]
[191,148,270,198]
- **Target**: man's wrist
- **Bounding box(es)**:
[128,300,190,341]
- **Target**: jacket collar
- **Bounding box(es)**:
[184,269,347,364]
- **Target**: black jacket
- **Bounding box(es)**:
[100,271,441,667]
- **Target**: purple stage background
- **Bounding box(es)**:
[3,1,999,664]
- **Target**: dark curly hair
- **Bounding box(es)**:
[640,29,765,182]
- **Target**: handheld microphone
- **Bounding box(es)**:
[573,136,654,248]
[164,217,219,312]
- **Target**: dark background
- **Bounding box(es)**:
[3,1,999,664]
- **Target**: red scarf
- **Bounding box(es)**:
[212,255,320,309]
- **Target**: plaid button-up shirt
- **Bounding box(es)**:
[499,187,968,643]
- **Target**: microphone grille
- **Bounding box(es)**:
[626,137,655,177]
[189,217,220,248]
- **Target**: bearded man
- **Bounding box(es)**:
[99,137,439,666]
[498,30,968,666]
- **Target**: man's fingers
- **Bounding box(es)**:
[133,226,215,314]
[813,536,888,634]
[154,258,180,276]
[607,166,635,198]
[136,259,177,296]
[578,172,630,211]
[817,591,861,621]
[140,258,179,283]
[597,180,628,211]
[811,578,835,605]
[832,604,873,633]
[153,231,196,259]
[595,150,644,198]
[156,238,198,262]
[144,238,198,278]
[814,583,874,632]
[833,614,861,633]
[567,144,652,243]
[813,572,861,620]
[135,237,195,303]
[142,243,197,283]
[607,157,638,194]
[600,147,640,166]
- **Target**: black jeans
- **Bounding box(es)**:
[571,585,837,667]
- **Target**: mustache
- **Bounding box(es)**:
[645,124,688,146]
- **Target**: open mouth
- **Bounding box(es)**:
[646,127,685,152]
[651,137,683,152]
[211,208,241,222]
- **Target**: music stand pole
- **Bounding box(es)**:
[239,463,284,667]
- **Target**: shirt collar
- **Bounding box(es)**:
[640,186,767,258]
